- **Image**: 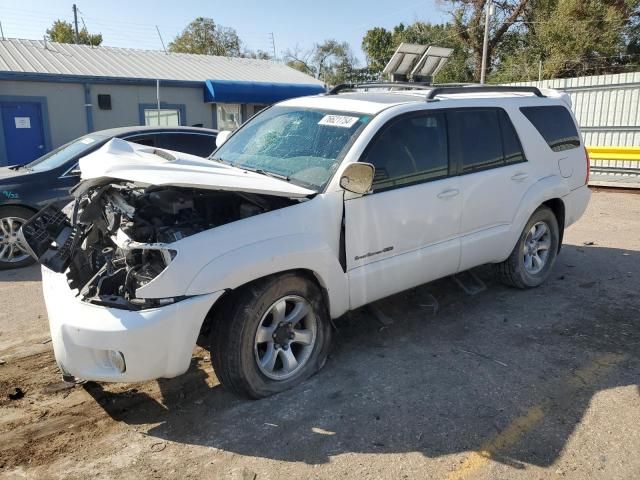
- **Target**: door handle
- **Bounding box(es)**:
[437,188,460,199]
[511,172,529,181]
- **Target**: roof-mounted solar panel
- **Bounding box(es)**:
[411,46,454,79]
[383,43,454,83]
[382,43,428,79]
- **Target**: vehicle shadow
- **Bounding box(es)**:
[85,244,640,467]
[0,263,41,282]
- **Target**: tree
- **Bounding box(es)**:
[443,0,530,81]
[242,49,272,60]
[169,17,241,57]
[489,0,640,81]
[361,22,473,83]
[46,19,102,46]
[284,40,358,84]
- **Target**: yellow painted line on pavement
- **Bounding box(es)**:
[447,353,626,480]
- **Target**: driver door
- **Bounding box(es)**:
[345,111,462,309]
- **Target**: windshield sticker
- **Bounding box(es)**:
[318,115,360,128]
[79,138,96,144]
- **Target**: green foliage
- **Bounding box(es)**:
[490,0,640,81]
[361,22,473,83]
[169,17,241,57]
[285,40,358,84]
[46,19,102,46]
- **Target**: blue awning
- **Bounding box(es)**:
[204,80,325,104]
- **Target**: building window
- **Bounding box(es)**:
[217,104,242,130]
[144,108,181,126]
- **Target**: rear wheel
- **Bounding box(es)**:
[496,206,559,288]
[0,206,35,270]
[210,273,332,398]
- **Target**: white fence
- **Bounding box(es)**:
[510,72,640,147]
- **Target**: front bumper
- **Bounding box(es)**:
[41,267,223,382]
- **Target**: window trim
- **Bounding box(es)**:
[357,109,452,194]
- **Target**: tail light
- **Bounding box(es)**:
[584,147,590,185]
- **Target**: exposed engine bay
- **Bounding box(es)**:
[20,181,296,309]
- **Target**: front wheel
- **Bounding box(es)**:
[210,273,332,398]
[0,206,36,270]
[496,206,559,289]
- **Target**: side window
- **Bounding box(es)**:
[448,109,503,174]
[363,112,449,192]
[126,135,156,147]
[498,110,526,165]
[520,106,581,152]
[155,133,217,157]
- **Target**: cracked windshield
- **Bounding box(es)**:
[212,106,370,190]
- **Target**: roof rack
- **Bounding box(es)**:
[426,85,545,99]
[327,82,432,95]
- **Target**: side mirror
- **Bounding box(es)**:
[68,164,82,176]
[340,163,375,195]
[216,130,232,148]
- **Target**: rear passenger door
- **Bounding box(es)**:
[345,110,462,309]
[449,108,534,271]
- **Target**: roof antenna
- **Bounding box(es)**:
[0,21,5,41]
[156,26,167,54]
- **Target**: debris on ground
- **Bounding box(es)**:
[0,359,6,365]
[8,387,25,400]
[583,241,597,246]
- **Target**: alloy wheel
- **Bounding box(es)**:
[0,217,30,263]
[254,295,318,381]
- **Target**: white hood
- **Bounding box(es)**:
[78,138,316,198]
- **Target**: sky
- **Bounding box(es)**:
[0,0,449,64]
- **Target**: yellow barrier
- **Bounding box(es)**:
[587,146,640,162]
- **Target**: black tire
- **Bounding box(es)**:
[210,273,332,399]
[496,206,559,289]
[0,206,36,270]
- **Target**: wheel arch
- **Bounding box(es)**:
[542,197,565,252]
[197,268,333,343]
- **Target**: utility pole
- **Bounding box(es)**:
[538,59,543,84]
[72,4,80,44]
[480,1,494,84]
[269,32,276,60]
[156,26,167,54]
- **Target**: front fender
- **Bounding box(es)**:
[183,234,349,319]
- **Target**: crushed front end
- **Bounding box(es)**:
[19,179,291,381]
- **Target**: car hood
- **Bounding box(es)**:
[78,138,316,198]
[0,166,34,183]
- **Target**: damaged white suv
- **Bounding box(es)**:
[21,84,591,398]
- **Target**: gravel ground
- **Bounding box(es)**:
[0,189,639,480]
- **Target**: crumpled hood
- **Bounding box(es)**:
[78,138,316,198]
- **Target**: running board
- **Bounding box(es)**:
[451,271,487,295]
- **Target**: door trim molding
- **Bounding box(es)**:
[0,95,53,166]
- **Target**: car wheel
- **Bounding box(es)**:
[496,206,559,289]
[0,206,36,270]
[210,273,332,398]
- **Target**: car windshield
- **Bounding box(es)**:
[211,106,371,191]
[26,134,106,172]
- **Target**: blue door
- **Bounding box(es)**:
[1,102,46,166]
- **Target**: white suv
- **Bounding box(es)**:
[22,84,591,398]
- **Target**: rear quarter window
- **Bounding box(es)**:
[520,106,581,152]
